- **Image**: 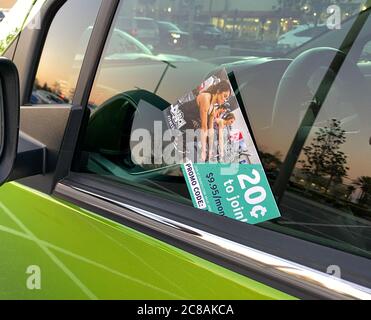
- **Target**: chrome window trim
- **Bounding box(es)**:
[56,182,371,300]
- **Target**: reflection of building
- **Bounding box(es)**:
[122,0,369,41]
[190,0,285,40]
[122,0,291,41]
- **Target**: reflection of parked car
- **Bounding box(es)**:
[74,27,202,106]
[157,21,189,49]
[116,16,160,48]
[77,27,197,64]
[31,90,66,104]
[277,24,327,49]
[184,22,224,48]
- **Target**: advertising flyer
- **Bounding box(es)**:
[164,69,281,225]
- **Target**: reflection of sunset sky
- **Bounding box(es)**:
[34,0,101,99]
[305,129,370,182]
[250,96,371,182]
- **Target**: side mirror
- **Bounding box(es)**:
[0,58,20,186]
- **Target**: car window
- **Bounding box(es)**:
[360,39,371,62]
[159,22,179,32]
[136,18,156,29]
[118,17,132,27]
[107,30,151,55]
[205,25,221,33]
[296,26,327,37]
[31,0,102,105]
[78,0,371,259]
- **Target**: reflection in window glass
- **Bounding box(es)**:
[82,0,371,259]
[31,0,101,105]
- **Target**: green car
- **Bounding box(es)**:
[0,0,371,300]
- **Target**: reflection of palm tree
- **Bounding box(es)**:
[299,119,348,193]
[346,185,356,201]
[354,176,371,204]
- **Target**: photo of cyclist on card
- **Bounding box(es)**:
[164,69,254,164]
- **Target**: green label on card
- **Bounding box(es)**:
[182,162,280,224]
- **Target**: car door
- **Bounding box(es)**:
[1,0,371,300]
[0,0,294,300]
[62,0,371,300]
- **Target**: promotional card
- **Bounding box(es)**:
[163,68,281,224]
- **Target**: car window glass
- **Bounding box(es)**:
[167,23,181,32]
[31,0,102,105]
[296,26,326,37]
[360,39,371,61]
[78,0,371,259]
[136,19,154,29]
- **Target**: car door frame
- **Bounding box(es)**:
[9,0,118,194]
[8,0,371,300]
